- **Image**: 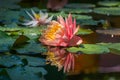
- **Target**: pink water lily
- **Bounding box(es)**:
[22,9,53,27]
[39,14,82,46]
[45,47,75,73]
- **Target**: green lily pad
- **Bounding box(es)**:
[0,10,20,24]
[72,14,92,20]
[59,8,92,14]
[0,69,10,80]
[48,12,68,19]
[0,0,21,9]
[21,27,45,39]
[0,25,44,39]
[0,24,21,32]
[49,12,92,23]
[1,66,47,80]
[15,40,47,54]
[97,43,120,54]
[93,7,120,16]
[98,1,120,7]
[77,28,93,35]
[13,35,30,47]
[0,31,16,52]
[65,3,95,9]
[0,55,22,67]
[20,56,46,66]
[67,44,110,54]
[77,19,101,26]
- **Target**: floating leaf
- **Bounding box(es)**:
[0,26,44,39]
[98,1,120,7]
[48,12,68,19]
[0,69,11,80]
[0,30,9,38]
[0,55,22,67]
[93,7,120,16]
[0,0,21,9]
[12,35,30,47]
[20,56,46,66]
[65,3,95,9]
[0,10,20,24]
[77,28,93,35]
[73,14,92,20]
[2,66,47,80]
[59,8,92,14]
[15,40,47,54]
[21,27,44,39]
[0,25,21,32]
[0,31,16,52]
[98,43,120,54]
[67,44,110,54]
[77,19,101,26]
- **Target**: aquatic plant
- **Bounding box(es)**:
[22,9,53,27]
[98,1,120,7]
[39,14,83,47]
[93,7,120,16]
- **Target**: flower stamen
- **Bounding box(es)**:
[44,22,62,40]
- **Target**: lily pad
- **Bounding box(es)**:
[15,40,47,54]
[98,1,120,7]
[77,19,101,26]
[2,66,47,80]
[12,35,30,47]
[21,27,44,39]
[0,55,22,67]
[59,8,92,14]
[93,7,120,16]
[48,12,68,19]
[0,26,44,39]
[0,31,16,52]
[20,56,46,66]
[0,0,21,9]
[48,12,92,20]
[0,10,20,24]
[64,3,95,9]
[67,44,110,54]
[97,43,120,54]
[0,24,21,32]
[77,28,93,35]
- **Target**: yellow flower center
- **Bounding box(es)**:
[44,23,62,40]
[35,14,40,20]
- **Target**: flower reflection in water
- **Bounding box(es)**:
[44,47,76,73]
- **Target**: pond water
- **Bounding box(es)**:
[0,1,120,80]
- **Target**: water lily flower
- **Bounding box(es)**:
[22,9,53,27]
[45,47,75,73]
[39,14,82,46]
